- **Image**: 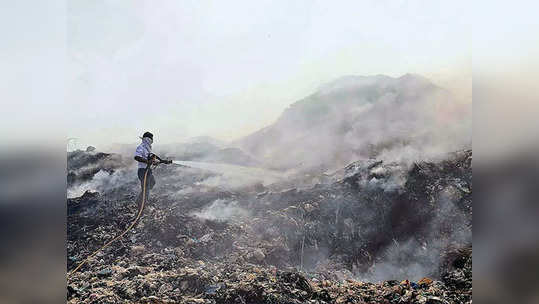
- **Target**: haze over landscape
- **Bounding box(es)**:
[67,1,470,149]
[64,2,475,303]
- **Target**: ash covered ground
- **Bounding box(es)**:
[67,149,471,304]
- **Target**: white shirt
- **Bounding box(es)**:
[135,137,152,168]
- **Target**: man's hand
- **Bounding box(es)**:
[164,160,173,164]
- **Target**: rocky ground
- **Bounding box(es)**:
[67,150,472,304]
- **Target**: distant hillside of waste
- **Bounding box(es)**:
[236,74,471,170]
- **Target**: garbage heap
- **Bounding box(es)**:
[67,150,472,304]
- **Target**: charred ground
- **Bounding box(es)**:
[67,149,471,304]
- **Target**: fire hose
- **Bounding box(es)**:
[68,154,171,277]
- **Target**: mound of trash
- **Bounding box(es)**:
[67,150,472,303]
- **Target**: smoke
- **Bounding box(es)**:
[362,238,435,282]
[360,163,408,193]
[67,168,136,198]
[191,199,249,221]
[237,74,471,170]
[359,179,472,282]
[174,161,284,190]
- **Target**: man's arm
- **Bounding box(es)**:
[134,156,150,164]
[134,145,171,165]
[135,154,167,165]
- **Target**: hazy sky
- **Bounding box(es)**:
[66,0,470,148]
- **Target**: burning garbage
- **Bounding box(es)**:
[67,149,471,303]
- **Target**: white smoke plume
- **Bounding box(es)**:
[191,199,249,221]
[174,161,284,190]
[236,74,471,171]
[67,167,136,198]
[359,181,471,282]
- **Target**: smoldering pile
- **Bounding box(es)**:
[67,149,472,304]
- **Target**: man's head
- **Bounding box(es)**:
[142,131,153,140]
[142,131,154,144]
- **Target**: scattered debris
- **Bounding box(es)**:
[67,150,472,303]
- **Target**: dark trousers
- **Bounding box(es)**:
[136,168,155,209]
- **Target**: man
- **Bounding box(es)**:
[134,131,171,209]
